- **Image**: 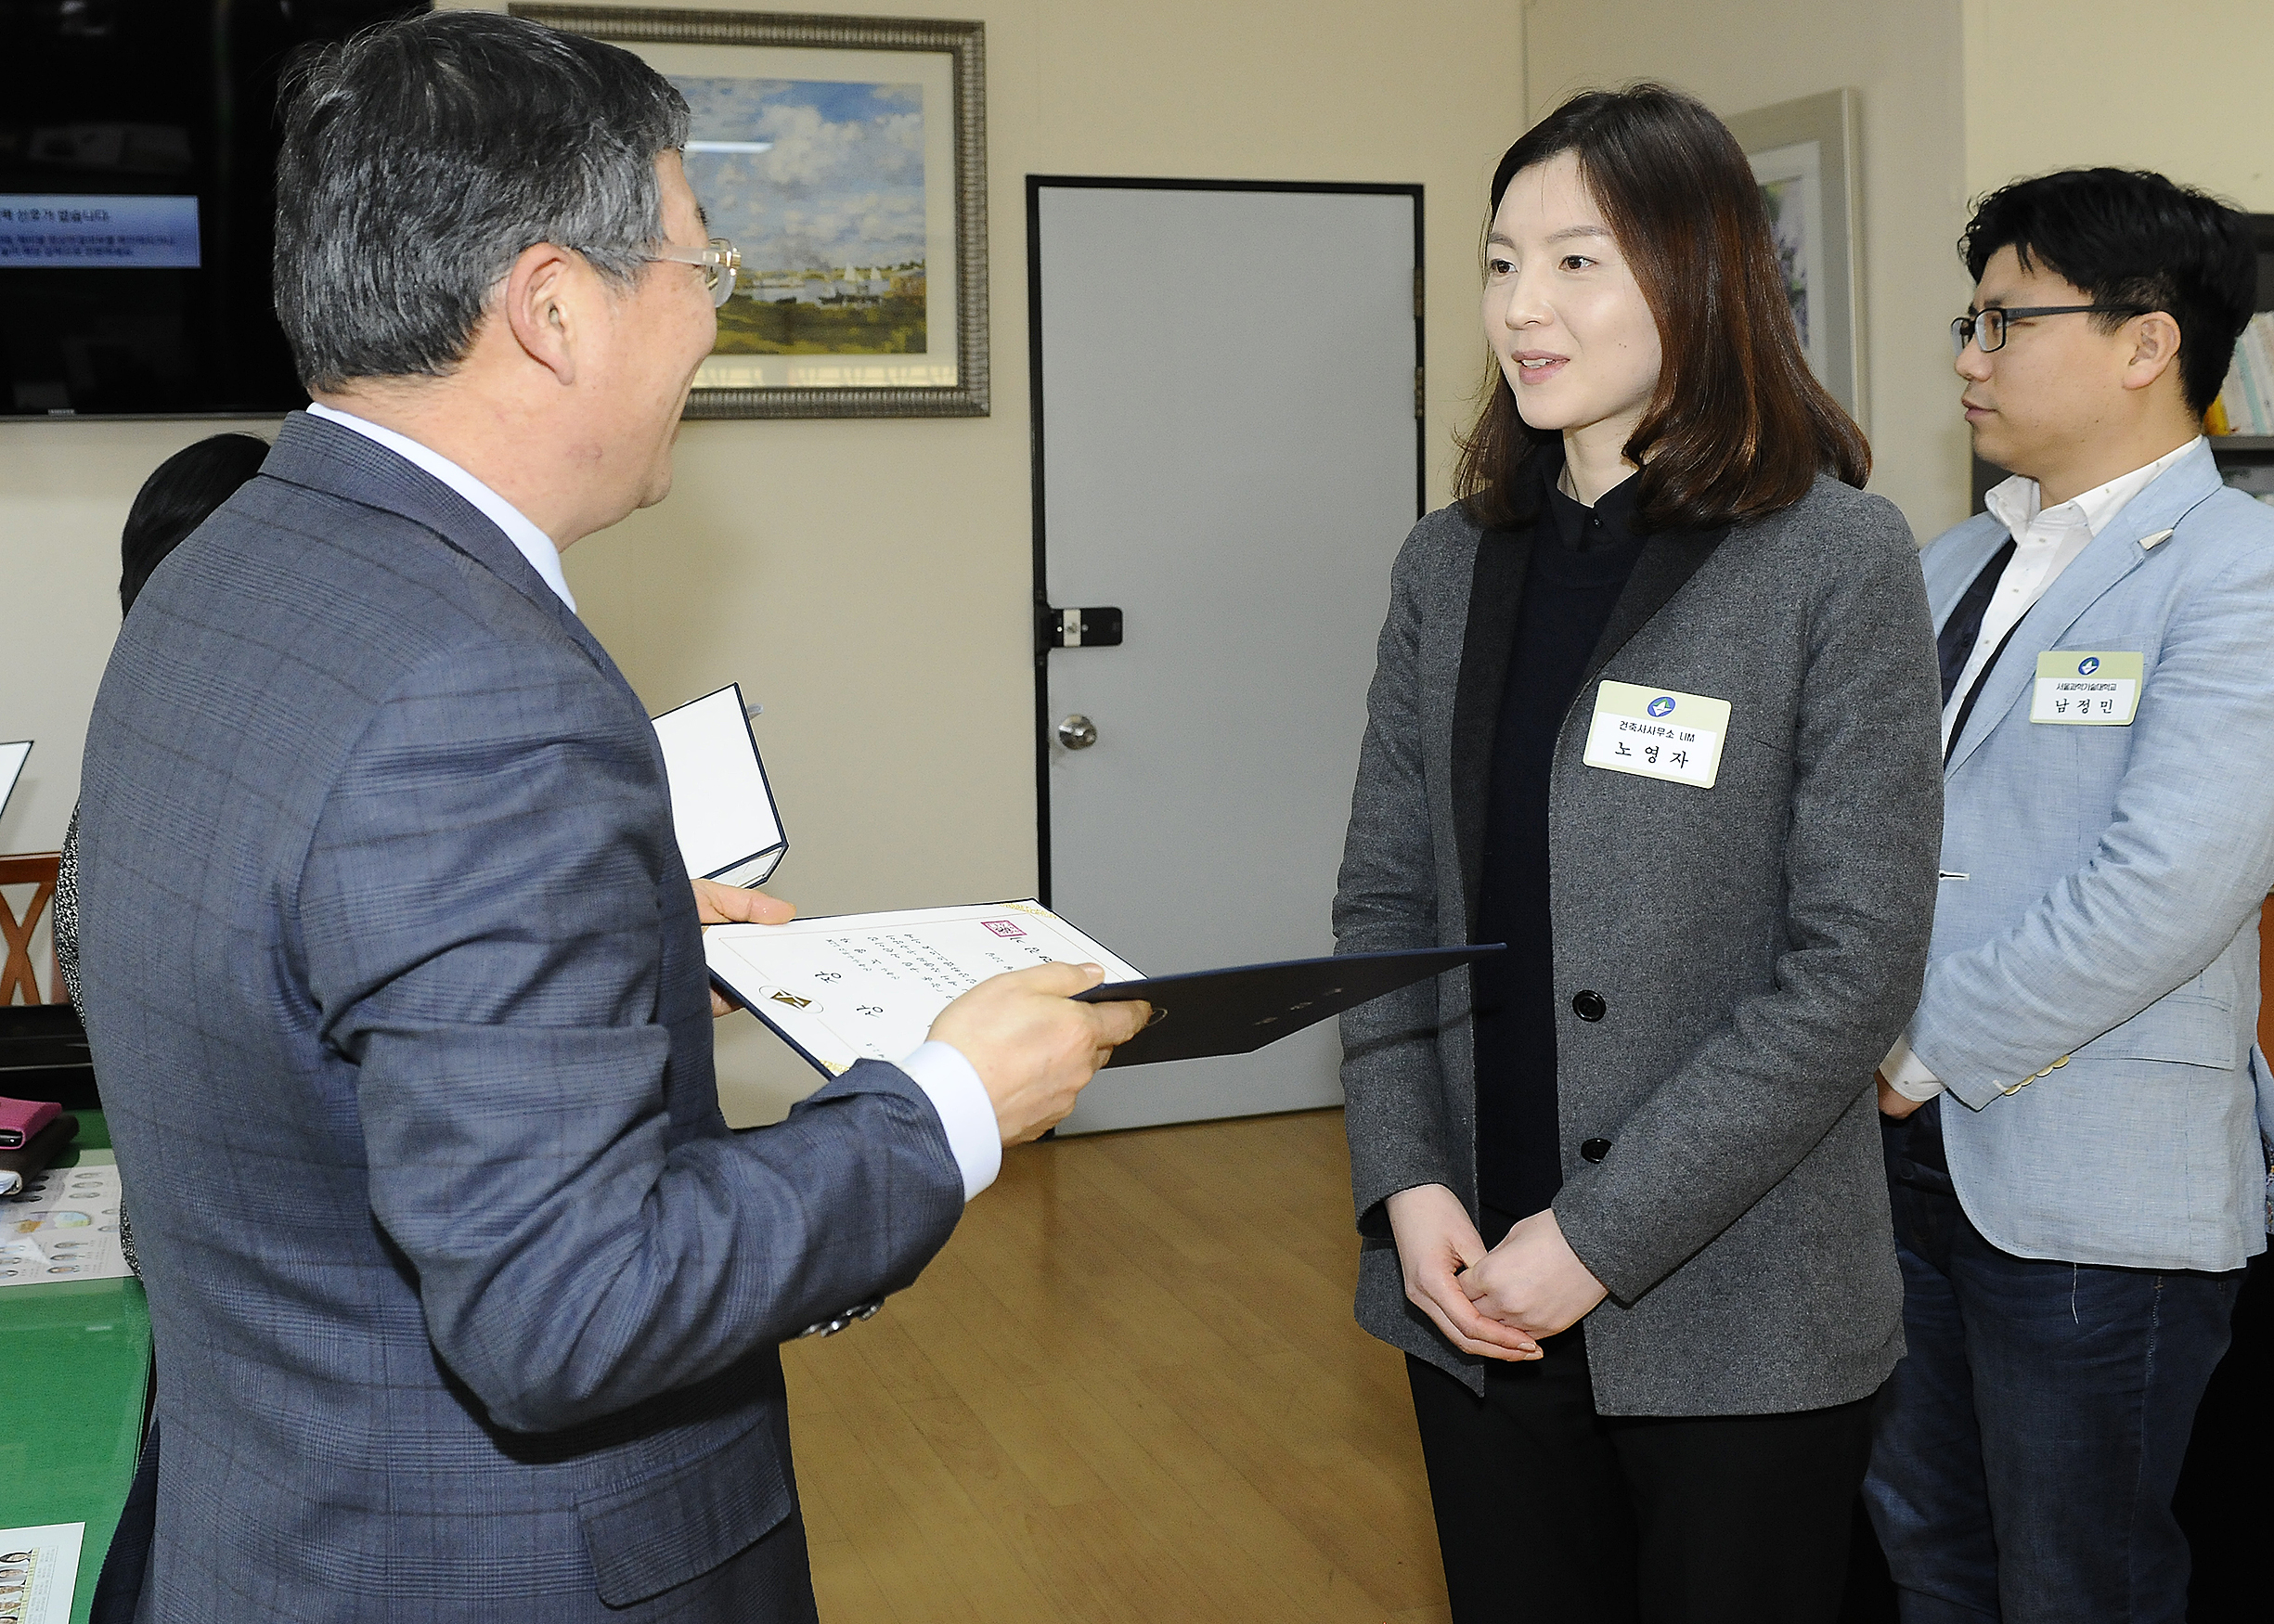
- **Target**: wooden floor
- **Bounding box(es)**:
[780,1107,1451,1624]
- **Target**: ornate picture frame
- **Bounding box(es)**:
[1728,87,1867,431]
[512,5,988,419]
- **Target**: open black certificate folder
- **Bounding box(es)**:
[704,899,1501,1077]
[1068,945,1500,1067]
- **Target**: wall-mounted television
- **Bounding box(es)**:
[1,0,428,419]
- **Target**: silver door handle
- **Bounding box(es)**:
[1056,715,1099,750]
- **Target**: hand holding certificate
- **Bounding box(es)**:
[671,686,1497,1126]
[691,878,795,1016]
[705,901,1149,1142]
[705,900,1498,1080]
[928,962,1149,1144]
[705,901,1139,1076]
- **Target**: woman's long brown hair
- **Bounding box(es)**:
[1454,84,1868,533]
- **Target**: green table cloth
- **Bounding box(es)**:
[0,1115,150,1624]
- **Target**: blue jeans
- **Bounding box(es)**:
[1864,1106,2242,1623]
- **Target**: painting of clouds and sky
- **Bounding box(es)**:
[674,75,929,355]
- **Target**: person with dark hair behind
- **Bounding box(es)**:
[1332,84,1944,1621]
[1866,169,2274,1624]
[113,433,271,619]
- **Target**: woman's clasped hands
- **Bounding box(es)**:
[1459,1206,1609,1348]
[1385,1184,1609,1362]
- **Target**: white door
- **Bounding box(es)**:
[1031,179,1422,1134]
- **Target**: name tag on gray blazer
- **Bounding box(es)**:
[1581,680,1731,787]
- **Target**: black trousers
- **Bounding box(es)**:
[1407,1321,1876,1623]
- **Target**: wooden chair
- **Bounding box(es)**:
[0,852,66,1006]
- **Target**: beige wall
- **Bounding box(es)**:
[1525,0,1979,544]
[3,420,251,857]
[1963,0,2274,208]
[0,0,1525,1116]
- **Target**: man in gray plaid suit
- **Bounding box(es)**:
[73,14,1143,1621]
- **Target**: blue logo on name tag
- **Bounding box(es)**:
[2077,656,2100,675]
[1647,696,1675,717]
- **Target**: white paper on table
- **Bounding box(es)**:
[652,685,786,887]
[706,899,1144,1076]
[0,1161,132,1287]
[0,740,28,821]
[0,1522,84,1624]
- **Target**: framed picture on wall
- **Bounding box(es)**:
[510,5,988,419]
[1727,87,1866,430]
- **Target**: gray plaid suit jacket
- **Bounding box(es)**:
[74,411,965,1622]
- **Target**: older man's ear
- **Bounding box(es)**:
[691,877,795,1014]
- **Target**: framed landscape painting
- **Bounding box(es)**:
[1727,88,1866,430]
[512,6,988,418]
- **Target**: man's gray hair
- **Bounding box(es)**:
[275,11,690,391]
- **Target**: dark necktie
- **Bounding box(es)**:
[1937,538,2015,703]
[1899,535,2019,1175]
[1938,538,2019,759]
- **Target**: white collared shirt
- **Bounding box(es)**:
[305,402,578,612]
[1937,436,2201,751]
[301,406,1004,1196]
[1887,435,2203,1102]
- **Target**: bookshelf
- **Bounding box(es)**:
[2206,213,2274,501]
[1970,212,2274,512]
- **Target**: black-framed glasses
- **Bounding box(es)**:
[1951,303,2149,355]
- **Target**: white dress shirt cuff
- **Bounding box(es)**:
[1880,1036,1946,1103]
[897,1040,1001,1201]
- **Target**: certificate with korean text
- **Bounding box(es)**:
[706,900,1143,1076]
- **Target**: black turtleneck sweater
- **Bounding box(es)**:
[1472,470,1649,1221]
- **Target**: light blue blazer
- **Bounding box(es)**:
[1911,439,2274,1272]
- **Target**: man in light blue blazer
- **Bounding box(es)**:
[74,15,1143,1622]
[1864,169,2273,1624]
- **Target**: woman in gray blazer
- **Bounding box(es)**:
[1333,84,1943,1621]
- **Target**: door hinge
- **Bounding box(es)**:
[1415,367,1426,419]
[1039,605,1124,651]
